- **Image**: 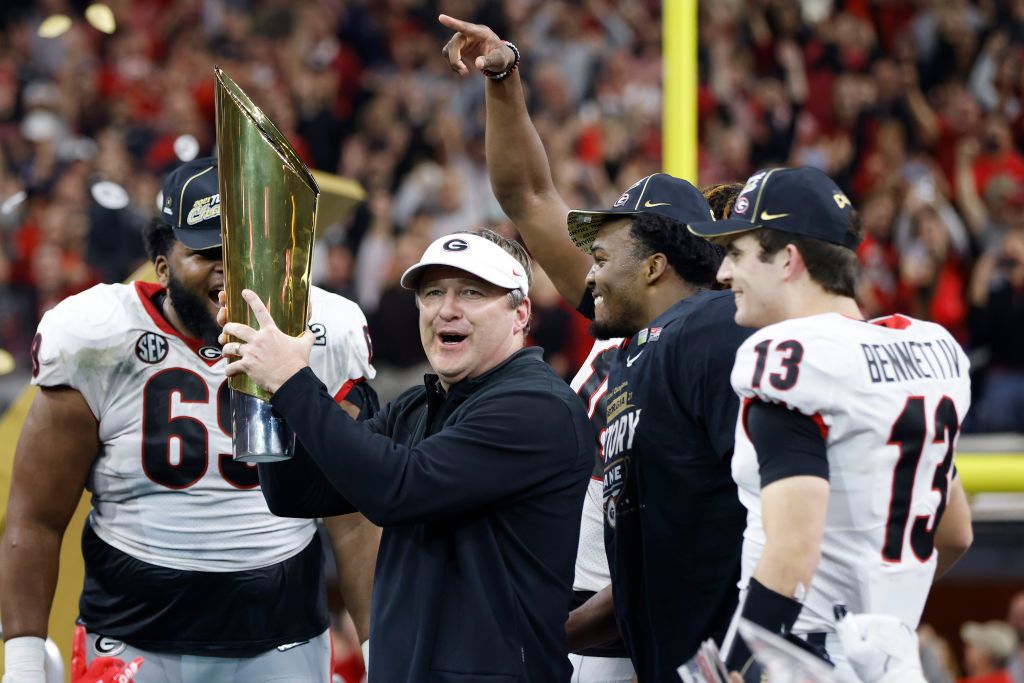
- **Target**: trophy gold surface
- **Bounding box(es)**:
[215,66,318,462]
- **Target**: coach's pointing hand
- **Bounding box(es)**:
[439,14,515,76]
[219,289,314,393]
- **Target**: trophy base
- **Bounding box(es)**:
[231,389,294,463]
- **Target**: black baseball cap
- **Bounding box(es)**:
[160,156,222,250]
[687,166,860,250]
[567,173,715,253]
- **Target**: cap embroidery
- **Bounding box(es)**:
[442,238,469,252]
[186,194,220,225]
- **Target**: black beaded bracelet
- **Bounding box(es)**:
[482,40,521,81]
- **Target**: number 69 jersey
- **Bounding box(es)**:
[730,313,970,633]
[31,281,375,572]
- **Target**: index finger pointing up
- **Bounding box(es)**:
[241,289,278,330]
[438,13,475,34]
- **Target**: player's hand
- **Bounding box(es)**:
[70,626,144,683]
[220,289,314,393]
[216,289,228,328]
[834,608,926,683]
[439,14,515,76]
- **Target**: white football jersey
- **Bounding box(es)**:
[569,338,621,592]
[730,313,970,633]
[31,282,375,572]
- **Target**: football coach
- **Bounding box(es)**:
[218,229,593,682]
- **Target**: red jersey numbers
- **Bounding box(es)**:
[141,369,259,490]
[751,339,804,391]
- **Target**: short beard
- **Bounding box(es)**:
[167,272,221,346]
[589,319,639,341]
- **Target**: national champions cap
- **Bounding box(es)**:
[566,173,715,253]
[400,233,530,296]
[687,166,860,250]
[160,156,222,250]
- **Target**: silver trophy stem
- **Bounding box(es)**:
[231,389,295,462]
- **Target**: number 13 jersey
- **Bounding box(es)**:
[730,313,970,633]
[31,281,375,573]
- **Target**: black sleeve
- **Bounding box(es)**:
[343,379,380,420]
[257,379,385,519]
[744,399,829,487]
[269,367,586,527]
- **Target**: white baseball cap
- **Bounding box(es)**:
[401,233,530,296]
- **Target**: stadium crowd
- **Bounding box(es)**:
[0,2,1023,683]
[0,0,1021,412]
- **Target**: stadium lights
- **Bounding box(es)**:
[37,3,116,38]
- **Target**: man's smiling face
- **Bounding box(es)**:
[417,265,529,388]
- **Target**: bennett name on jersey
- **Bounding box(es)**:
[860,335,963,384]
[688,166,973,681]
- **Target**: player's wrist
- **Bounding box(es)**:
[482,41,520,81]
[3,636,47,683]
[741,577,803,634]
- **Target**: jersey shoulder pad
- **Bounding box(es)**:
[307,286,375,388]
[32,284,139,389]
[730,315,851,416]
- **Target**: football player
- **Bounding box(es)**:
[440,14,750,682]
[0,157,378,683]
[688,166,974,680]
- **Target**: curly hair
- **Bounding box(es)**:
[629,213,723,288]
[143,217,176,262]
[702,182,744,220]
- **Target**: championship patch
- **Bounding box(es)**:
[186,194,220,225]
[94,636,127,658]
[135,332,169,364]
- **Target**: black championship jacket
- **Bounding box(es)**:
[260,347,592,682]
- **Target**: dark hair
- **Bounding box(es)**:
[702,182,744,220]
[629,213,723,288]
[143,217,176,262]
[754,210,863,297]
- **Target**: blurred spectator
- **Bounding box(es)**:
[899,201,971,342]
[315,231,358,301]
[967,229,1024,432]
[921,623,960,683]
[959,621,1018,683]
[857,189,901,318]
[0,0,1019,431]
[1008,592,1024,683]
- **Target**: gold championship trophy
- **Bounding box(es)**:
[215,67,318,462]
